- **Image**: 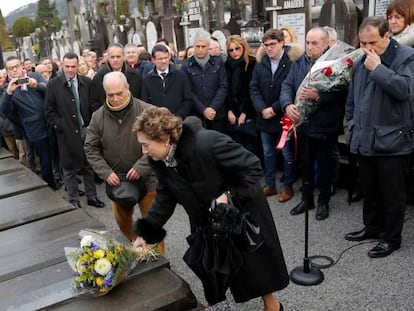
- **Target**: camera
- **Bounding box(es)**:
[15,77,28,85]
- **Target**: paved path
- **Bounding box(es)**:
[64,177,414,311]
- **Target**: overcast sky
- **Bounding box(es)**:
[1,0,38,17]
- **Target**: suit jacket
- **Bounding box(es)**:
[141,66,193,119]
[45,74,93,169]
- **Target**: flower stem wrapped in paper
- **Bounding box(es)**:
[294,41,364,127]
[65,229,160,297]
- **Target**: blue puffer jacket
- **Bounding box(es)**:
[346,39,414,156]
[280,52,347,137]
[0,72,48,142]
[181,55,228,119]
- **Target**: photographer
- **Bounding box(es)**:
[0,56,55,188]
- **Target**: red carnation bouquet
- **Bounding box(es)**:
[276,41,364,151]
[294,41,364,127]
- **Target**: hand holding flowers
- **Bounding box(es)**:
[276,41,364,151]
[293,41,365,127]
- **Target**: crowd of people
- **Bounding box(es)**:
[1,0,413,308]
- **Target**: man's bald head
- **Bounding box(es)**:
[103,72,130,107]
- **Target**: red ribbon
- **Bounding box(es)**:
[275,114,297,160]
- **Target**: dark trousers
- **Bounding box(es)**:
[204,117,226,134]
[31,137,56,189]
[62,127,96,204]
[62,163,96,204]
[359,155,411,245]
[300,133,337,204]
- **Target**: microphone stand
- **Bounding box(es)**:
[290,64,324,286]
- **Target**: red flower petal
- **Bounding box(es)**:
[321,67,333,76]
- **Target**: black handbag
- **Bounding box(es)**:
[105,174,147,206]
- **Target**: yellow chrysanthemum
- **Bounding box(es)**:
[93,249,105,259]
[96,277,104,287]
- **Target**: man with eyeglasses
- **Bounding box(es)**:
[250,28,301,202]
[45,52,105,209]
[0,56,56,189]
[181,29,228,133]
[280,27,347,220]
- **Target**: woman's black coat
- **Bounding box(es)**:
[134,117,289,303]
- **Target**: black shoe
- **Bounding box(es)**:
[280,302,284,311]
[350,189,363,202]
[344,228,380,241]
[368,241,400,258]
[72,202,82,209]
[87,198,105,208]
[79,190,85,197]
[290,201,315,215]
[316,202,329,220]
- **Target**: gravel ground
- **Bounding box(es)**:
[63,175,414,311]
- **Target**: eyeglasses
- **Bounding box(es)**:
[227,47,241,53]
[263,42,279,48]
[7,63,21,71]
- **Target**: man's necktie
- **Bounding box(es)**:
[160,72,167,88]
[69,79,84,128]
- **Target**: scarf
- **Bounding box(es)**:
[194,55,210,69]
[226,58,244,96]
[162,143,178,167]
[106,93,132,120]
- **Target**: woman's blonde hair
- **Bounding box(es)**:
[280,27,299,44]
[226,35,255,70]
[133,106,183,144]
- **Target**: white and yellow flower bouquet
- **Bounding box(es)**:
[65,229,160,296]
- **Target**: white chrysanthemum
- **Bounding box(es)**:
[80,235,94,248]
[94,258,112,276]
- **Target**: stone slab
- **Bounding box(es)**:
[0,148,13,159]
[0,257,170,310]
[0,187,75,231]
[0,170,47,199]
[0,157,24,176]
[0,209,104,282]
[47,267,198,311]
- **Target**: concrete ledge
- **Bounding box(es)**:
[0,187,75,231]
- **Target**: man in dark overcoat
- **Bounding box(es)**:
[91,43,142,112]
[141,44,193,119]
[181,30,228,133]
[45,52,104,209]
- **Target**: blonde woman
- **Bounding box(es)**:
[224,35,261,158]
[280,26,298,44]
[78,56,95,79]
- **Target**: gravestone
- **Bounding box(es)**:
[319,0,358,45]
[146,21,159,54]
